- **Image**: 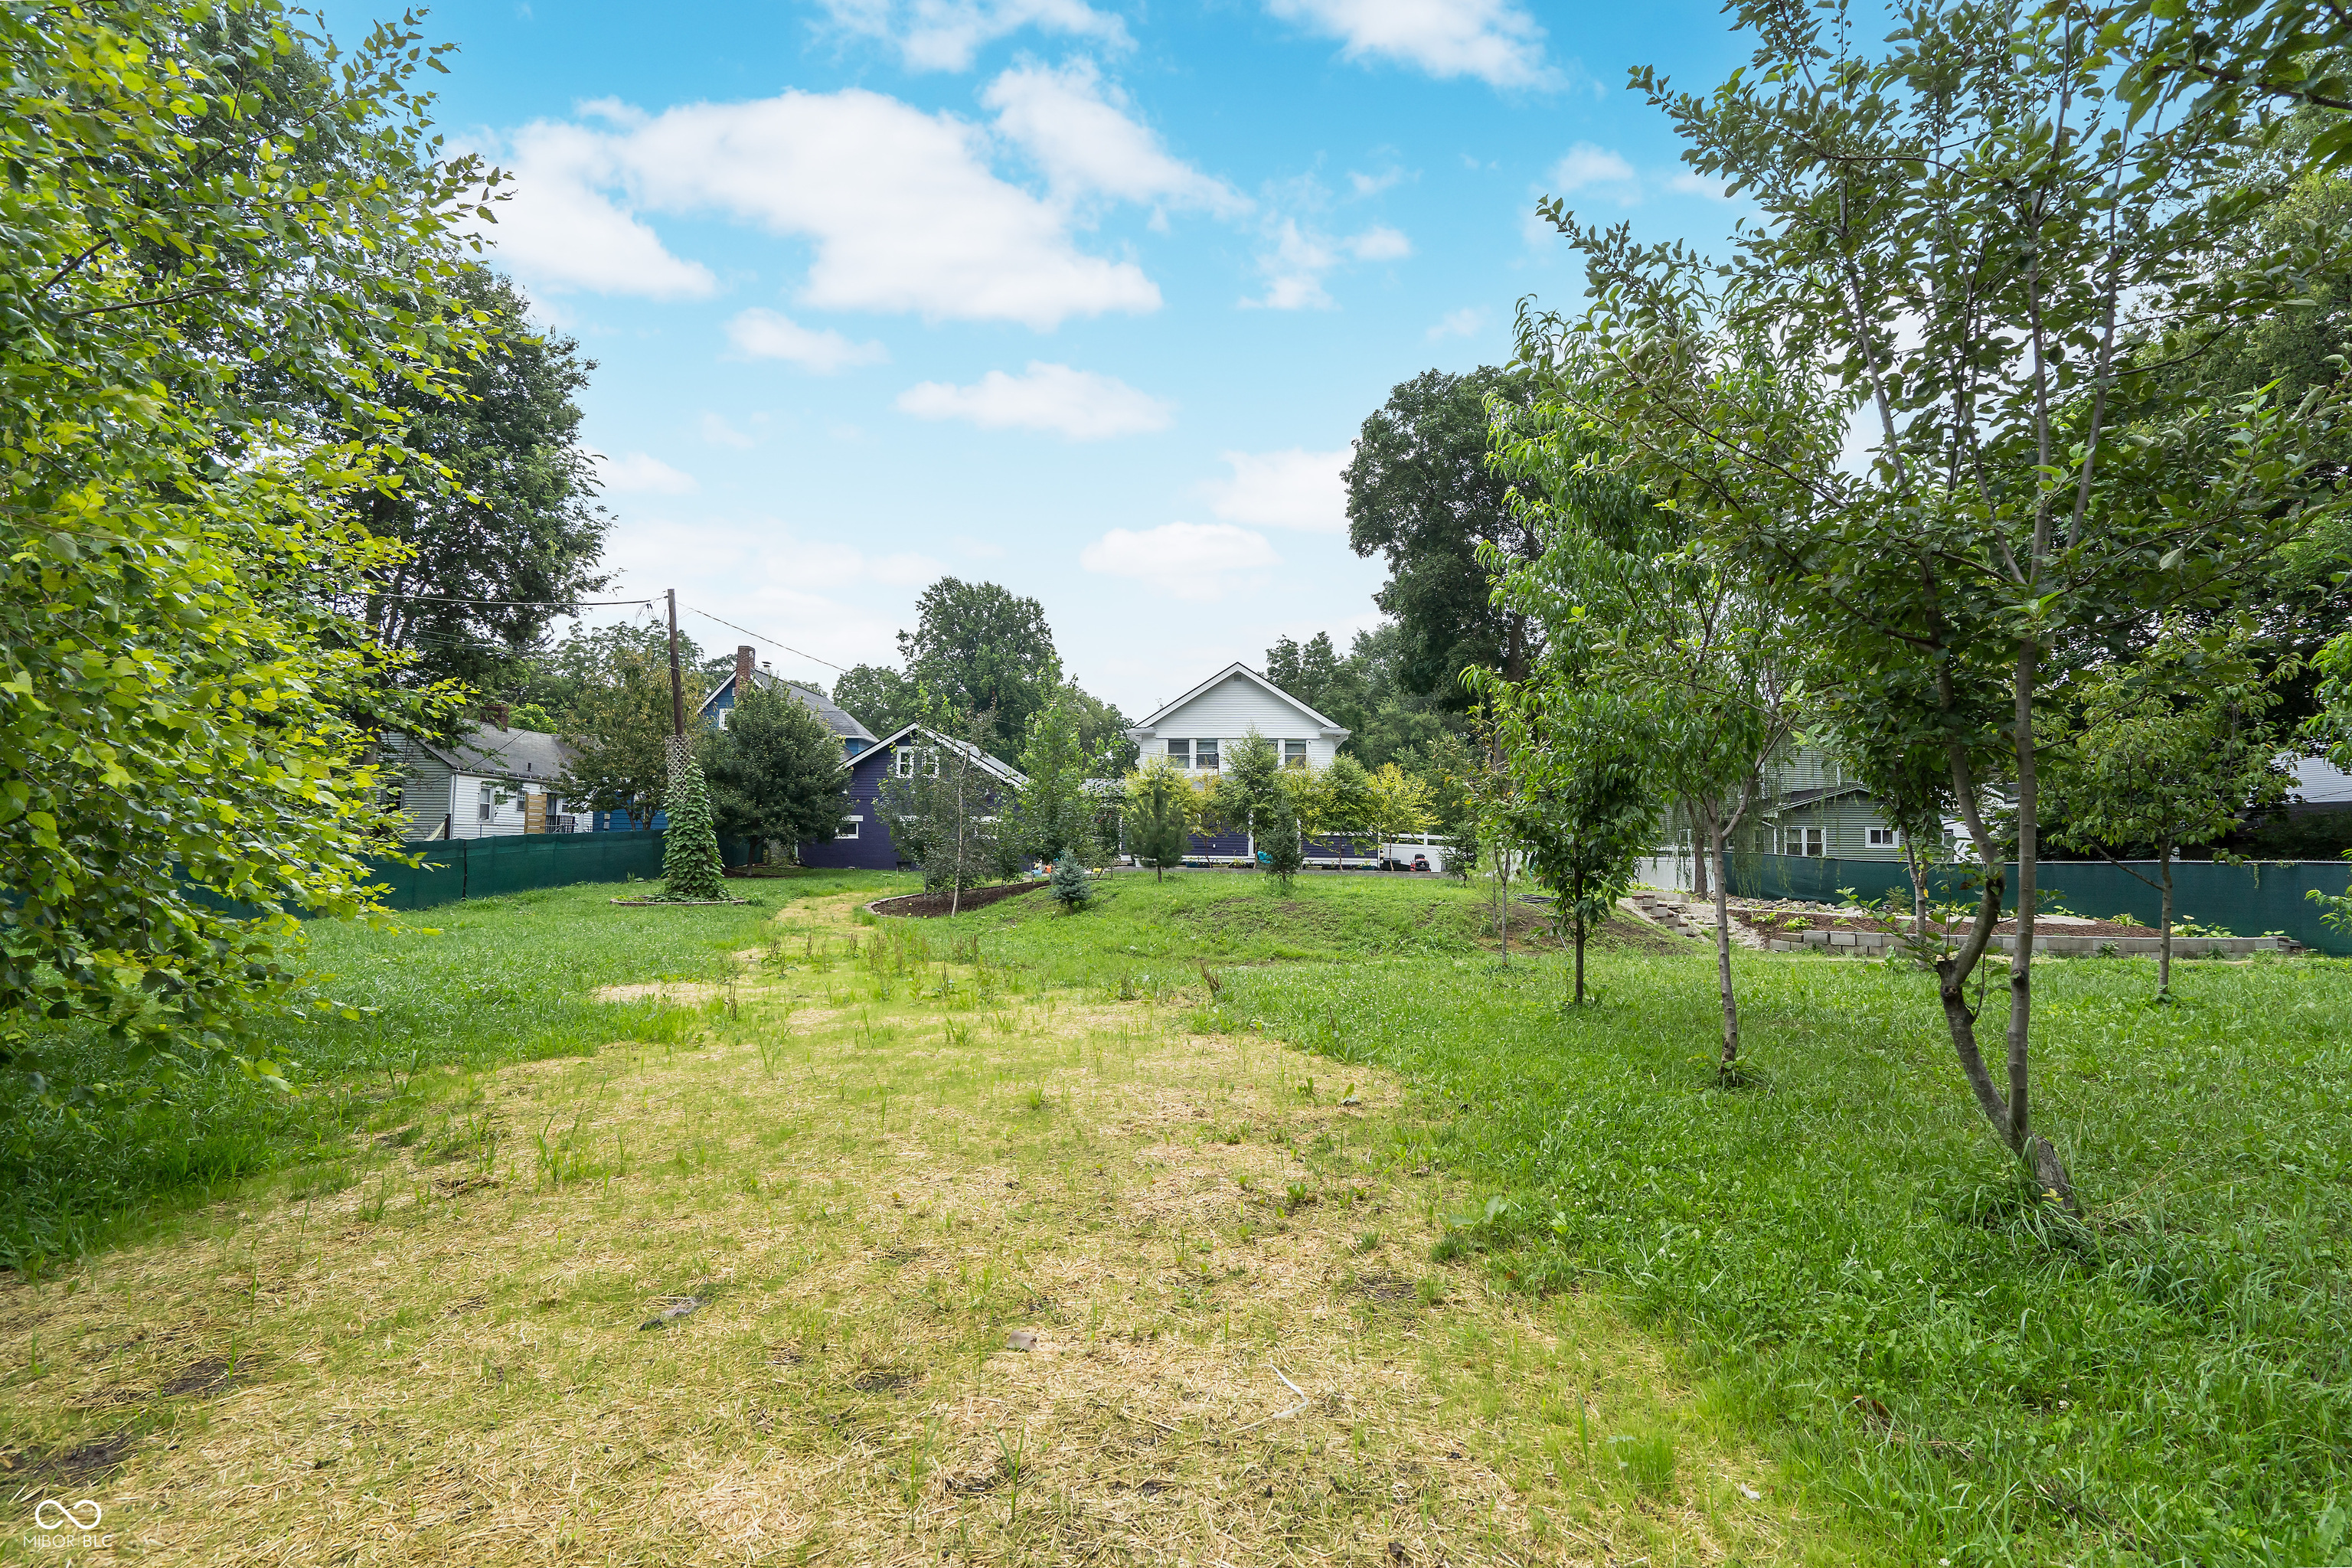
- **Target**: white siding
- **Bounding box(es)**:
[449,774,551,840]
[1135,672,1341,776]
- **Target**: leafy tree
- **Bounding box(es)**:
[2117,0,2352,168]
[556,645,702,827]
[898,579,1057,760]
[1205,732,1287,848]
[1267,624,1462,769]
[1364,763,1436,859]
[1014,674,1100,866]
[875,708,1006,910]
[1491,392,1802,1073]
[1529,0,2344,1199]
[659,753,726,900]
[0,3,497,1070]
[1125,760,1198,880]
[699,682,848,865]
[1475,672,1657,1003]
[349,267,611,695]
[1344,368,1544,703]
[831,662,920,740]
[2044,631,2288,997]
[1289,753,1376,844]
[514,623,703,734]
[1259,789,1306,893]
[1050,851,1092,912]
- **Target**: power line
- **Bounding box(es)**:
[682,604,848,675]
[362,591,658,608]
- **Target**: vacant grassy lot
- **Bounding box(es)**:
[4,867,2343,1564]
[0,875,1828,1566]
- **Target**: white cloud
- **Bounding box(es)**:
[1348,166,1406,197]
[1427,305,1482,340]
[1667,169,1732,199]
[483,122,718,300]
[1204,448,1350,531]
[1247,220,1411,309]
[1080,521,1281,601]
[595,451,698,495]
[815,0,1129,72]
[726,308,890,373]
[983,60,1249,216]
[1266,0,1554,89]
[897,361,1174,439]
[487,89,1164,328]
[1552,143,1646,207]
[701,413,759,449]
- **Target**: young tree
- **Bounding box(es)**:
[875,708,1004,914]
[1014,673,1100,867]
[2044,631,2288,996]
[1527,0,2344,1198]
[1491,397,1802,1073]
[699,683,848,865]
[1259,786,1307,893]
[660,753,727,901]
[1050,850,1092,912]
[1125,760,1198,881]
[1289,753,1378,851]
[1206,732,1287,851]
[1364,764,1436,863]
[557,645,701,827]
[1476,672,1658,1004]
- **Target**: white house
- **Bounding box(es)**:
[384,723,580,841]
[1125,662,1351,778]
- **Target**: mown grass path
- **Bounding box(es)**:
[0,890,1841,1566]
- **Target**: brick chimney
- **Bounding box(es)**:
[735,645,756,690]
[486,701,510,730]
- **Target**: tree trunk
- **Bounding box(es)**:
[1906,841,1927,939]
[2158,838,2174,1000]
[1573,911,1586,1004]
[1690,804,1712,902]
[1708,815,1740,1073]
[2006,640,2073,1207]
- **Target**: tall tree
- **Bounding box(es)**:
[1266,623,1462,768]
[831,663,920,740]
[1531,0,2344,1199]
[351,267,611,696]
[556,645,702,827]
[897,578,1057,760]
[1125,760,1198,881]
[1013,674,1102,865]
[0,3,494,1070]
[875,708,1007,910]
[700,681,849,864]
[1344,368,1544,704]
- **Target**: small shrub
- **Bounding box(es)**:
[1050,851,1091,912]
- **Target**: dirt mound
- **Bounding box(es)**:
[869,880,1049,919]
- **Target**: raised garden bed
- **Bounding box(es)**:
[867,881,1049,919]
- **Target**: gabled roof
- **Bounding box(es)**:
[412,724,573,783]
[1124,662,1349,740]
[866,723,1030,789]
[696,668,877,744]
[1773,782,1874,809]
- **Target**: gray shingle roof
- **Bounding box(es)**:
[420,724,575,782]
[697,668,878,744]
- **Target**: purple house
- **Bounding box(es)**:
[699,646,878,756]
[793,722,1029,871]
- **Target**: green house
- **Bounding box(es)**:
[1744,745,1919,863]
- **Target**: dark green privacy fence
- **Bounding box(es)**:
[367,830,668,911]
[1725,853,2352,956]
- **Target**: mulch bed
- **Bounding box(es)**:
[609,897,752,907]
[1726,900,2159,939]
[868,881,1050,919]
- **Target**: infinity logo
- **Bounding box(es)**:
[34,1499,102,1530]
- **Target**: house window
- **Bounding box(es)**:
[1166,739,1191,767]
[1195,739,1220,772]
[837,815,862,840]
[1798,827,1825,857]
[1284,740,1308,769]
[1867,825,1898,848]
[478,782,494,822]
[895,746,938,778]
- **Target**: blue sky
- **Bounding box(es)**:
[414,0,1754,717]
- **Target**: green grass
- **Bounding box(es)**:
[11,864,2348,1563]
[1198,928,2352,1566]
[0,870,914,1270]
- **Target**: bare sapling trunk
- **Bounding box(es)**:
[2158,837,2174,1000]
[1905,839,1928,940]
[951,762,966,920]
[1689,801,1712,902]
[1573,902,1587,1004]
[1707,812,1740,1074]
[2008,642,2070,1204]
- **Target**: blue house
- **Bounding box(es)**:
[699,645,878,756]
[796,722,1028,871]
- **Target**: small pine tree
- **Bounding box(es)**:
[662,751,727,900]
[1260,791,1305,893]
[1050,850,1091,912]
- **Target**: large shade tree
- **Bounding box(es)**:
[0,2,496,1076]
[700,682,848,864]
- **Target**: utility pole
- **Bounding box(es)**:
[665,589,688,779]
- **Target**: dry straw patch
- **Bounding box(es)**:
[0,893,1845,1566]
